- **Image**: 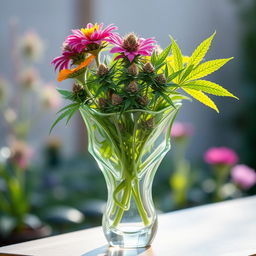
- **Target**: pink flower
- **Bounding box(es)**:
[51,46,76,72]
[231,164,256,189]
[110,33,156,62]
[9,140,33,169]
[204,147,238,166]
[65,23,117,52]
[171,122,193,139]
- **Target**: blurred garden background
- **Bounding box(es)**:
[0,0,256,246]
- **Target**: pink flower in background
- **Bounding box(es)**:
[110,33,156,62]
[41,84,62,109]
[171,122,193,139]
[51,46,76,71]
[231,164,256,189]
[204,147,238,166]
[9,140,33,169]
[65,23,117,52]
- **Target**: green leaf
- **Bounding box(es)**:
[50,107,78,134]
[65,106,79,125]
[155,44,172,66]
[170,37,183,72]
[180,64,194,82]
[151,50,158,66]
[57,89,73,99]
[158,91,176,108]
[187,32,216,67]
[57,103,80,114]
[182,87,219,112]
[167,69,184,83]
[184,58,233,81]
[182,80,238,99]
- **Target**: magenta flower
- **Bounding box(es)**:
[51,46,76,71]
[231,164,256,189]
[65,23,117,52]
[204,147,238,166]
[110,33,156,62]
[171,122,193,139]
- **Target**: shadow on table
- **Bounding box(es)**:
[81,245,155,256]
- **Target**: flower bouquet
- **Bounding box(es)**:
[51,23,237,248]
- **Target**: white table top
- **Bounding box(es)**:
[1,196,256,256]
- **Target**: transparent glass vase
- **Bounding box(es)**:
[80,103,181,248]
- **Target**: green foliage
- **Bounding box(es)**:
[170,37,184,72]
[50,103,80,133]
[51,32,238,133]
[181,80,238,98]
[186,32,216,68]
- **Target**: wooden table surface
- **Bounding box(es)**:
[1,196,256,256]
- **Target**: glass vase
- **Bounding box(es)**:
[80,103,181,248]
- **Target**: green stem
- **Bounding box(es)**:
[112,181,131,227]
[132,179,150,226]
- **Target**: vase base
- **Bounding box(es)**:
[104,222,157,248]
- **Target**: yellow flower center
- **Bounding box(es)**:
[81,24,100,38]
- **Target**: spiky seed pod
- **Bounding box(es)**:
[156,74,167,84]
[145,117,155,129]
[97,64,109,76]
[127,81,138,93]
[137,95,149,106]
[98,98,107,109]
[111,94,123,106]
[122,33,139,52]
[72,83,84,94]
[143,63,155,73]
[128,63,139,76]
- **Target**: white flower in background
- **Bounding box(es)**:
[4,108,17,124]
[19,67,40,90]
[20,30,43,61]
[41,84,62,110]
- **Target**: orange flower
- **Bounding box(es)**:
[57,55,95,82]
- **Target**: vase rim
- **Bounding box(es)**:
[80,101,182,116]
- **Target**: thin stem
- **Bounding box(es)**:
[132,179,150,226]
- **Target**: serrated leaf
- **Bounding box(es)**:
[182,88,219,112]
[170,37,183,72]
[184,58,233,81]
[155,44,172,66]
[187,32,216,67]
[182,80,238,99]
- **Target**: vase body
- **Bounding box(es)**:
[80,104,181,248]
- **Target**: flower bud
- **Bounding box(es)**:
[145,117,155,129]
[127,81,138,93]
[123,33,139,52]
[72,83,84,94]
[128,63,139,76]
[137,95,149,106]
[98,98,107,109]
[111,94,123,106]
[97,64,109,76]
[143,63,155,73]
[156,74,166,84]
